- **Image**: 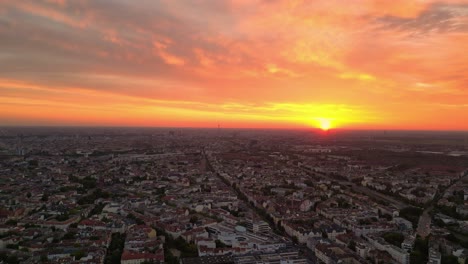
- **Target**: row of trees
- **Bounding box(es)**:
[399,206,423,229]
[153,227,198,264]
[104,233,126,264]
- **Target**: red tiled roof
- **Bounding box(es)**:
[121,250,164,261]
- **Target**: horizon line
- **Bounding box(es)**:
[1,125,468,133]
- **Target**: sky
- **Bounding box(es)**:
[0,0,467,130]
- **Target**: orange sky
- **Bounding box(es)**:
[0,0,467,130]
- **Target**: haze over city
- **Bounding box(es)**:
[1,0,467,130]
[1,1,468,264]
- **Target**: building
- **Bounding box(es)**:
[365,235,409,264]
[427,248,441,264]
[314,243,368,264]
[181,255,234,264]
[401,236,415,252]
[235,250,307,264]
[121,250,164,264]
[245,221,271,234]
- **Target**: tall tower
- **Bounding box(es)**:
[16,133,24,156]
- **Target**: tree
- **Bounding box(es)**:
[410,236,429,264]
[6,244,19,249]
[215,239,230,248]
[28,160,38,167]
[164,249,179,264]
[5,219,18,226]
[41,193,49,202]
[72,250,85,260]
[442,255,459,264]
[127,213,144,225]
[337,198,351,209]
[104,233,126,264]
[400,207,423,229]
[382,232,405,247]
[291,236,298,244]
[322,231,328,239]
[348,240,357,251]
[189,215,199,224]
[63,231,76,240]
[6,255,19,264]
[56,213,70,221]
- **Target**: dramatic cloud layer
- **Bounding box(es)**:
[1,0,467,129]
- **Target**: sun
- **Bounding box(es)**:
[316,118,332,131]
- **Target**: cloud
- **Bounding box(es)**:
[152,41,186,66]
[0,77,376,128]
[0,0,467,129]
[338,72,375,81]
[376,3,468,35]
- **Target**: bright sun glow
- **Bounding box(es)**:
[316,118,332,131]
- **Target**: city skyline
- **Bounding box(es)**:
[1,0,468,130]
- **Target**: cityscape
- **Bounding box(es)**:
[0,128,467,263]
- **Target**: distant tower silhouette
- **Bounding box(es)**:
[16,133,24,156]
